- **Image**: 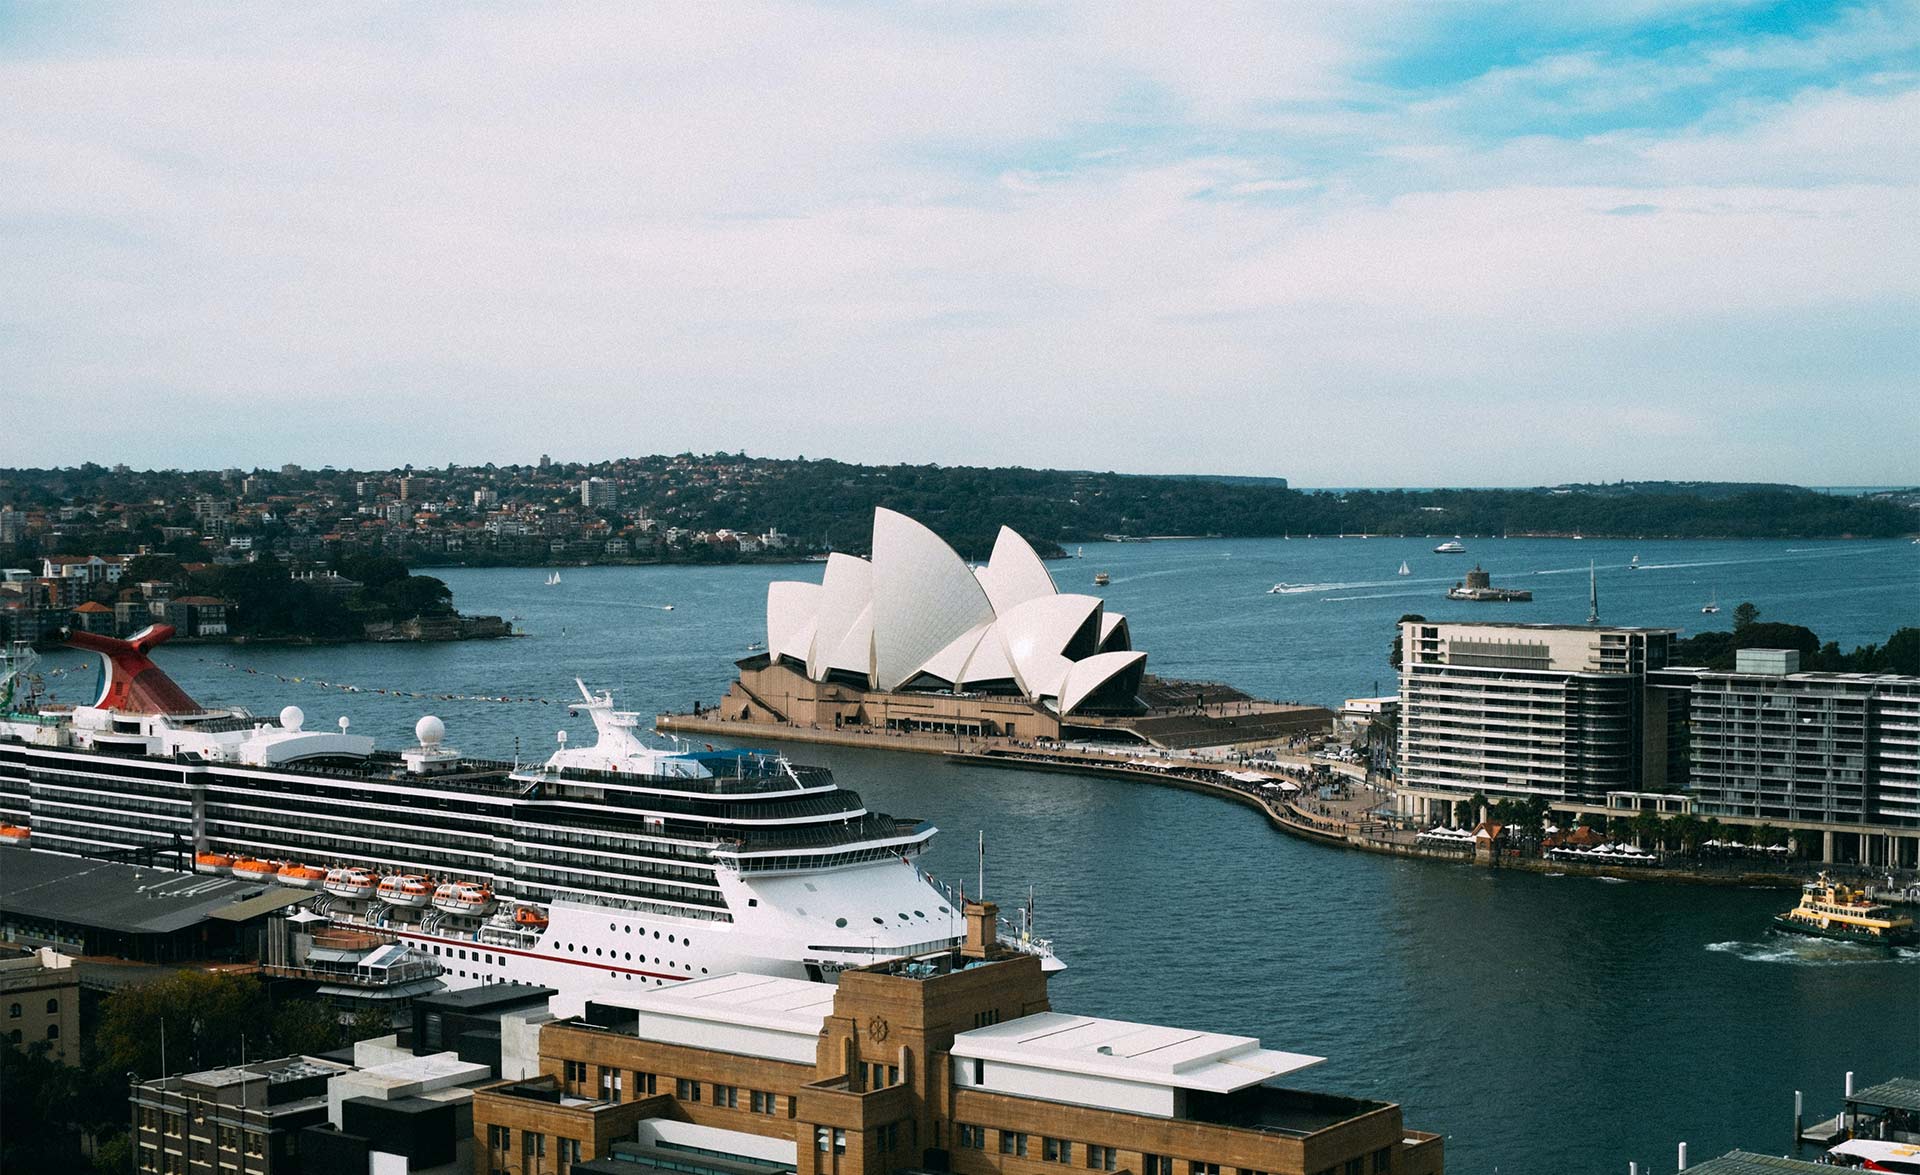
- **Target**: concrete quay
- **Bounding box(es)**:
[656,712,1826,888]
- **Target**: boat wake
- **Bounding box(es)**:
[1705,937,1918,966]
[1321,590,1437,602]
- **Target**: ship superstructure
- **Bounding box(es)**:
[0,629,1058,995]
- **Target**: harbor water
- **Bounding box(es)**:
[35,536,1919,1172]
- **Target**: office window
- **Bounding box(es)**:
[1144,1155,1173,1175]
[878,1123,900,1153]
[958,1124,986,1150]
[564,1059,588,1084]
[817,1127,832,1153]
[636,1071,658,1096]
[834,1130,847,1155]
[750,1090,776,1114]
[714,1084,739,1108]
[6,1003,17,1018]
[677,1078,701,1102]
[245,1132,264,1157]
[974,1009,1000,1028]
[1044,1137,1073,1164]
[1089,1146,1118,1170]
[523,1131,546,1159]
[1191,1163,1219,1175]
[1237,1168,1270,1175]
[45,998,57,1014]
[46,1024,59,1040]
[1372,1149,1392,1175]
[561,1137,582,1167]
[1001,1131,1029,1158]
[600,1067,623,1104]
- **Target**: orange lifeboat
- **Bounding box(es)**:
[231,858,279,883]
[512,905,549,930]
[376,874,432,908]
[276,863,326,889]
[194,851,234,874]
[432,881,495,917]
[324,867,377,901]
[0,824,29,847]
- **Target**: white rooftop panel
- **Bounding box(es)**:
[952,1012,1324,1094]
[596,972,836,1035]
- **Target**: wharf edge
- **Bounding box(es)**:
[657,713,1811,889]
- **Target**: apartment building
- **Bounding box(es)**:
[472,903,1443,1175]
[0,943,80,1064]
[1395,621,1679,818]
[1656,649,1920,867]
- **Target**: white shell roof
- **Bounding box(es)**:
[808,554,873,681]
[762,509,1147,714]
[871,509,995,691]
[951,1011,1323,1094]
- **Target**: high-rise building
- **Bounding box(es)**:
[580,478,617,509]
[1655,649,1919,865]
[1395,621,1679,819]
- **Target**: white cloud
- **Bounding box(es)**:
[0,2,1915,485]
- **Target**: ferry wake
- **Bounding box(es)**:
[0,627,1058,996]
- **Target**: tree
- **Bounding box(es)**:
[1631,809,1667,849]
[1732,601,1759,631]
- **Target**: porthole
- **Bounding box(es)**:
[609,922,616,931]
[914,910,925,918]
[653,931,660,939]
[596,948,603,957]
[624,952,631,961]
[667,935,675,944]
[872,917,884,925]
[835,918,847,928]
[700,967,708,974]
[624,925,631,934]
[897,913,908,921]
[566,944,575,953]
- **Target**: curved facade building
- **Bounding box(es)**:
[762,510,1146,716]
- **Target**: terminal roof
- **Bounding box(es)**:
[1679,1152,1832,1174]
[951,1011,1324,1094]
[592,972,836,1035]
[0,853,269,935]
[1851,1076,1920,1112]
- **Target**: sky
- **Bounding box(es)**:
[2,2,1916,487]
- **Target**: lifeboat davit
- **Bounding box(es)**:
[276,863,326,889]
[231,858,279,883]
[432,881,495,917]
[512,905,549,930]
[377,874,432,908]
[323,867,377,901]
[194,851,233,874]
[0,824,29,847]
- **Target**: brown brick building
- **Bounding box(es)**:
[472,904,1442,1175]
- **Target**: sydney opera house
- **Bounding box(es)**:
[715,509,1329,748]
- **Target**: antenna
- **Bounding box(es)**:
[1586,560,1599,626]
[977,831,985,900]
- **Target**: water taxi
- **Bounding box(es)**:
[1433,539,1465,554]
[1774,873,1916,946]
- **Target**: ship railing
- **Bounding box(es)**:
[512,759,832,796]
[919,874,1057,963]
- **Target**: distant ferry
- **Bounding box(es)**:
[1093,571,1110,586]
[1433,540,1466,554]
[1774,873,1915,946]
[0,628,1059,997]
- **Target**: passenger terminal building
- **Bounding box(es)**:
[711,510,1328,750]
[1396,620,1920,868]
[472,902,1444,1175]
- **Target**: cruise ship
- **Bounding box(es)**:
[0,627,1058,995]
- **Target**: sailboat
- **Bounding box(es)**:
[1702,590,1719,615]
[1628,554,1641,571]
[545,571,562,586]
[1397,560,1411,576]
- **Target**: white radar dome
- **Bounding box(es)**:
[279,706,305,732]
[416,715,446,747]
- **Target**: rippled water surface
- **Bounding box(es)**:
[36,537,1920,1173]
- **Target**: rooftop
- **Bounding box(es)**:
[951,1011,1324,1095]
[1850,1076,1920,1112]
[1680,1152,1832,1175]
[0,852,273,935]
[587,971,835,1036]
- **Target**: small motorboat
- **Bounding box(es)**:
[1093,572,1110,586]
[231,858,280,883]
[1433,540,1465,554]
[1702,590,1720,614]
[377,874,433,908]
[276,863,327,889]
[324,866,377,901]
[1269,583,1304,594]
[432,880,496,916]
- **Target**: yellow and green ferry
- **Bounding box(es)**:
[1774,873,1916,946]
